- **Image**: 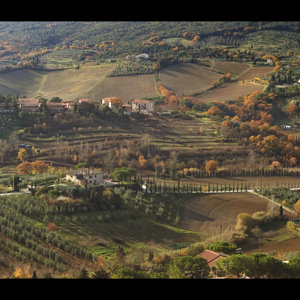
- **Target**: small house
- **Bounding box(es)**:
[131,99,153,114]
[61,100,74,110]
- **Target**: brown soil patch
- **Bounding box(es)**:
[180,192,270,235]
[195,81,264,102]
[245,236,300,256]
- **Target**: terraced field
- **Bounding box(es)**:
[149,116,235,151]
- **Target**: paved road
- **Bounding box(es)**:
[0,191,31,197]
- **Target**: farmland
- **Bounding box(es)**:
[158,63,221,96]
[85,73,160,102]
[180,192,271,234]
[0,60,273,103]
[195,81,264,102]
[1,21,300,278]
[0,63,115,100]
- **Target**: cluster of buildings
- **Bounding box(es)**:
[0,96,154,115]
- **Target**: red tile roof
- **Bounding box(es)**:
[132,99,151,104]
[198,250,229,270]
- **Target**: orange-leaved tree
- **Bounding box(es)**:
[17,161,33,175]
[205,106,222,118]
[205,160,218,175]
[294,199,300,216]
[31,160,50,174]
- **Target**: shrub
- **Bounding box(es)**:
[252,211,273,225]
[47,223,57,232]
[186,244,204,257]
[112,267,149,279]
[48,189,60,200]
[75,162,89,169]
[231,230,248,244]
[205,241,237,254]
[236,213,254,229]
[286,220,300,232]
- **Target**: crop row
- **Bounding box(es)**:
[0,203,96,263]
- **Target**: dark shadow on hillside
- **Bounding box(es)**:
[182,207,215,223]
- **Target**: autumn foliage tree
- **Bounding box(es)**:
[17,161,33,175]
[17,148,28,162]
[17,160,50,175]
[294,199,300,216]
[205,160,218,175]
[287,103,299,116]
[205,106,222,118]
[31,160,50,174]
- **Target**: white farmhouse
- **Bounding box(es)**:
[66,168,104,186]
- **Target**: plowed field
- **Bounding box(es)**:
[195,81,264,102]
[180,192,272,235]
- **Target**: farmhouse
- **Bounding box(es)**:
[66,168,104,186]
[131,99,153,114]
[17,98,40,112]
[46,102,65,114]
[198,250,229,273]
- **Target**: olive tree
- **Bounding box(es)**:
[168,256,210,279]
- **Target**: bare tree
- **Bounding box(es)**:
[102,149,117,174]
